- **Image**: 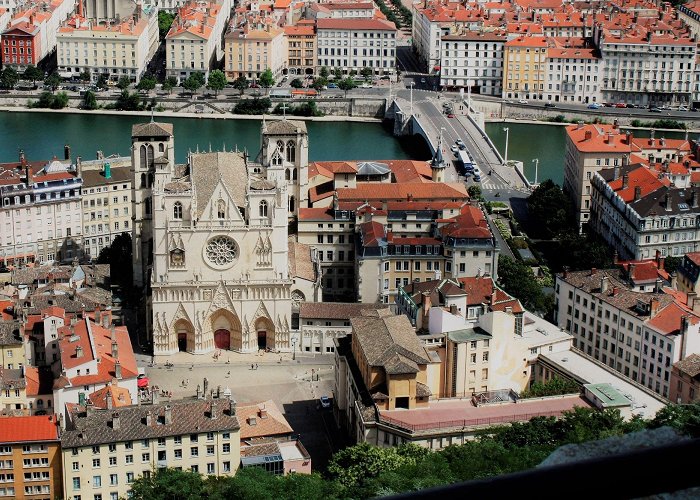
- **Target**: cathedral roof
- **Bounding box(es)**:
[250,179,276,190]
[190,152,247,218]
[131,122,174,137]
[264,119,306,135]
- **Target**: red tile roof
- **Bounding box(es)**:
[458,276,495,306]
[317,18,396,30]
[337,182,466,203]
[0,415,59,443]
[89,382,132,409]
[438,205,492,239]
[647,302,699,336]
[607,165,669,203]
[359,221,386,247]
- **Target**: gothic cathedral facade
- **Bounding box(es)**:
[131,119,309,356]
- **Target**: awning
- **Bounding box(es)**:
[137,377,149,388]
[433,66,441,71]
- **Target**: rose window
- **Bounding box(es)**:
[205,236,238,267]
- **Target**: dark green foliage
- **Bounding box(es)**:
[467,185,482,199]
[519,377,580,399]
[333,68,343,80]
[360,67,373,80]
[158,11,175,39]
[337,77,357,96]
[1,67,19,89]
[114,90,143,111]
[116,75,131,90]
[290,78,304,89]
[136,76,156,92]
[130,467,205,500]
[207,69,227,95]
[79,69,91,83]
[162,76,178,94]
[81,90,98,110]
[183,73,205,94]
[319,66,329,79]
[259,68,275,88]
[232,75,249,95]
[663,256,682,274]
[557,229,613,271]
[273,100,323,117]
[96,74,109,89]
[312,77,328,91]
[234,97,271,115]
[30,91,69,109]
[526,179,574,239]
[44,72,61,92]
[23,65,43,84]
[630,118,686,130]
[497,255,547,312]
[648,403,700,438]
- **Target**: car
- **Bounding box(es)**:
[544,102,556,108]
[360,83,373,88]
[320,396,331,409]
[473,166,481,176]
[679,106,689,111]
[420,78,426,83]
[472,174,482,182]
[649,107,662,113]
[587,103,602,109]
[691,107,698,113]
[282,75,288,81]
[327,83,338,89]
[450,145,459,154]
[659,105,671,110]
[455,139,465,148]
[602,102,613,107]
[614,102,627,108]
[249,83,260,88]
[518,99,528,104]
[626,103,637,108]
[447,113,455,118]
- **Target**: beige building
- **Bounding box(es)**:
[0,321,24,370]
[0,367,28,412]
[284,23,316,76]
[298,302,382,355]
[79,161,132,260]
[503,35,548,101]
[60,399,241,500]
[57,8,159,83]
[224,25,285,81]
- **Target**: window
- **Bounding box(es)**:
[259,200,268,217]
[92,476,101,488]
[73,478,81,490]
[141,453,150,463]
[217,199,226,219]
[207,463,215,474]
[190,447,198,457]
[223,443,230,454]
[126,472,134,484]
[482,352,489,361]
[173,202,183,219]
[109,474,118,485]
[206,445,214,456]
[108,457,116,466]
[92,459,100,468]
[125,455,133,464]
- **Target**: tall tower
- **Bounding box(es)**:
[431,134,446,183]
[130,121,175,288]
[260,118,309,219]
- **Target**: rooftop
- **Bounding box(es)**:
[0,415,59,443]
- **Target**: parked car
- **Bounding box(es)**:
[450,145,459,154]
[320,396,331,409]
[327,83,338,89]
[447,113,455,118]
[587,103,602,109]
[649,107,662,113]
[518,99,528,104]
[614,102,627,108]
[602,102,613,107]
[679,106,689,111]
[249,83,260,88]
[544,102,556,108]
[455,139,465,148]
[626,103,637,108]
[472,174,482,182]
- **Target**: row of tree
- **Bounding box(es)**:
[129,403,700,499]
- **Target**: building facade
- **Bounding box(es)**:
[440,31,504,95]
[503,35,547,101]
[545,47,601,104]
[224,25,285,81]
[284,23,316,76]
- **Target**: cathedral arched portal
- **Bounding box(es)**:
[255,317,275,351]
[209,309,242,351]
[174,319,195,353]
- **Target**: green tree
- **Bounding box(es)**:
[556,230,613,272]
[23,65,43,85]
[312,77,328,91]
[663,256,682,274]
[333,68,343,80]
[162,76,178,94]
[130,467,205,500]
[116,75,131,90]
[233,97,271,115]
[290,78,303,89]
[207,69,227,96]
[81,90,98,110]
[467,185,482,199]
[519,377,580,398]
[259,68,275,89]
[360,66,373,81]
[232,75,249,95]
[79,69,92,84]
[319,66,329,79]
[115,90,142,111]
[136,75,156,93]
[96,74,109,89]
[158,10,175,39]
[182,74,203,95]
[526,179,574,239]
[337,77,357,97]
[497,255,546,312]
[1,67,19,89]
[49,92,69,109]
[649,403,700,438]
[44,72,61,92]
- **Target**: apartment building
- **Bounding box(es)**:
[224,25,285,82]
[669,353,700,403]
[284,23,316,76]
[0,8,10,33]
[60,398,241,500]
[590,163,700,260]
[679,0,700,37]
[554,267,700,398]
[165,1,228,82]
[545,46,601,103]
[438,205,498,279]
[503,35,548,101]
[57,7,159,83]
[440,31,505,95]
[676,252,700,294]
[0,155,83,266]
[0,415,62,499]
[309,2,376,19]
[316,18,397,76]
[78,163,132,260]
[0,0,74,70]
[0,321,23,370]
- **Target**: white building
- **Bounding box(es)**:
[57,7,158,83]
[440,31,505,95]
[316,18,397,76]
[545,46,602,104]
[555,268,700,398]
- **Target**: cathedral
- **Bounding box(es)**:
[130,118,310,356]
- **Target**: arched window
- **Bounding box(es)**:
[217,199,226,219]
[140,173,146,188]
[292,168,298,181]
[147,172,154,188]
[259,200,268,217]
[147,144,154,169]
[145,197,152,215]
[272,153,282,166]
[276,140,284,154]
[140,145,147,170]
[158,143,165,153]
[285,169,290,181]
[173,202,183,220]
[288,195,295,212]
[286,140,296,162]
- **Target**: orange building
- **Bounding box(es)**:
[0,415,62,499]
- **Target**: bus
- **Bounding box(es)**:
[291,89,318,98]
[457,150,473,173]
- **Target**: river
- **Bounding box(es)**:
[0,112,424,164]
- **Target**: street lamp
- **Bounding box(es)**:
[409,81,415,116]
[532,158,539,186]
[503,127,510,165]
[291,337,297,361]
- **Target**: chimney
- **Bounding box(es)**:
[634,186,642,201]
[75,345,83,358]
[19,149,25,164]
[622,173,629,189]
[612,286,620,296]
[649,297,661,316]
[671,271,678,290]
[449,304,458,315]
[626,131,633,144]
[115,361,122,379]
[248,416,257,426]
[604,133,611,144]
[259,405,268,419]
[665,192,672,211]
[600,276,609,293]
[111,340,118,359]
[687,291,697,310]
[562,266,569,279]
[613,162,620,181]
[210,402,218,420]
[146,411,153,426]
[228,398,237,416]
[692,190,698,208]
[584,130,592,140]
[151,390,159,405]
[655,278,662,293]
[613,119,619,129]
[112,412,120,430]
[203,378,209,397]
[106,390,113,410]
[64,144,71,161]
[165,405,173,424]
[95,307,101,324]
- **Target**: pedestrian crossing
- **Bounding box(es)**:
[473,176,510,191]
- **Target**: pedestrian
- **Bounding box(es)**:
[255,363,258,370]
[251,363,254,370]
[280,356,283,363]
[226,370,230,378]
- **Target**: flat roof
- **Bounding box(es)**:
[540,350,666,418]
[447,328,491,343]
[585,383,632,408]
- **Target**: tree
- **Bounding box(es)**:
[136,75,156,93]
[116,75,131,90]
[232,75,249,95]
[130,467,205,500]
[337,77,357,97]
[333,68,343,80]
[556,229,612,272]
[1,67,19,89]
[115,90,142,111]
[664,256,682,274]
[23,65,43,85]
[96,74,109,89]
[80,69,92,84]
[497,255,547,312]
[182,74,203,95]
[44,72,61,92]
[519,377,580,399]
[158,10,175,40]
[290,78,303,89]
[467,185,482,199]
[162,76,178,94]
[259,68,275,89]
[360,66,373,81]
[319,66,329,79]
[233,97,271,115]
[207,69,227,96]
[312,77,328,92]
[649,403,700,438]
[526,179,574,239]
[82,90,98,110]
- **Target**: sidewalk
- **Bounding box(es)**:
[141,349,334,368]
